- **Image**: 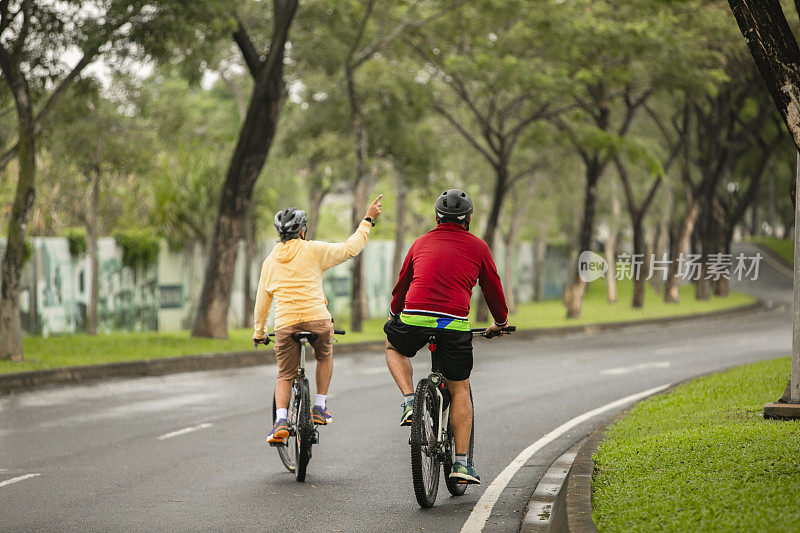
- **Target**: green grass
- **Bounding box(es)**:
[593,357,800,532]
[0,279,754,375]
[749,236,793,265]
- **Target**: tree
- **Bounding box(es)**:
[192,0,300,339]
[405,0,570,320]
[0,0,225,359]
[612,146,666,308]
[46,79,152,334]
[555,0,728,317]
[727,1,800,151]
[292,0,460,331]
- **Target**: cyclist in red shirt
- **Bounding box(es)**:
[384,189,508,484]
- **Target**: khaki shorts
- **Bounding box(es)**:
[275,319,334,381]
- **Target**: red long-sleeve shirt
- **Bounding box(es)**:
[390,223,508,324]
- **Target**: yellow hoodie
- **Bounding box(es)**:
[253,220,372,334]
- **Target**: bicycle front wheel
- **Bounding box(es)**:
[295,378,313,482]
[410,378,440,508]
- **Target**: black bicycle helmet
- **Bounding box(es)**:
[274,207,307,240]
[435,189,473,222]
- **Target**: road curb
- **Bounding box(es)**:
[750,242,793,271]
[521,440,584,532]
[0,302,765,395]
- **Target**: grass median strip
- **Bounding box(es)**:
[0,280,754,375]
[592,357,800,532]
[749,236,793,265]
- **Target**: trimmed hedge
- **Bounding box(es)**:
[113,229,160,269]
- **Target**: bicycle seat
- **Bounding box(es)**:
[291,331,318,343]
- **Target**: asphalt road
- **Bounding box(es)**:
[0,243,792,533]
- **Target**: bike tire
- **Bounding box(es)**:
[444,386,474,496]
[274,393,297,473]
[295,378,313,482]
[410,378,440,508]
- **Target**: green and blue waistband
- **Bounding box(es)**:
[399,312,470,332]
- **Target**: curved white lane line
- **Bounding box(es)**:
[0,473,41,488]
[460,383,671,532]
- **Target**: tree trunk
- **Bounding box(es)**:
[392,173,407,282]
[476,164,510,322]
[0,56,35,360]
[533,238,546,302]
[605,231,618,303]
[692,227,710,301]
[502,223,519,315]
[346,66,370,332]
[651,186,672,292]
[307,186,327,240]
[631,219,646,308]
[565,161,602,318]
[605,178,621,303]
[86,168,100,335]
[664,196,699,303]
[728,0,800,151]
[711,197,729,297]
[242,208,255,329]
[192,1,298,339]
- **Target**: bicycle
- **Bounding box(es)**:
[255,328,345,482]
[409,325,515,508]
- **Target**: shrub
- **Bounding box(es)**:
[113,229,161,269]
[63,227,87,258]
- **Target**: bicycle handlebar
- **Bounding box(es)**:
[254,328,346,348]
[470,325,516,339]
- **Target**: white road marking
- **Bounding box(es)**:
[460,383,671,532]
[600,361,671,375]
[157,423,212,441]
[0,473,41,488]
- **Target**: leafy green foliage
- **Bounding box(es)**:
[63,227,87,258]
[113,229,161,269]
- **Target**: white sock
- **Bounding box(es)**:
[455,454,468,467]
[275,408,288,420]
[403,393,414,404]
[315,394,327,408]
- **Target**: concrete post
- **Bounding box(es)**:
[765,152,800,418]
[793,151,800,403]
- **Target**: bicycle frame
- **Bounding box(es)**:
[427,372,450,453]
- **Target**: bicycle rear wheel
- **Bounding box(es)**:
[274,393,297,473]
[410,378,440,508]
[444,386,474,496]
[295,378,313,482]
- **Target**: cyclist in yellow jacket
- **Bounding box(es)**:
[253,195,383,444]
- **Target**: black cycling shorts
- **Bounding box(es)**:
[383,314,473,381]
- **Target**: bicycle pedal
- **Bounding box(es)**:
[268,440,286,448]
